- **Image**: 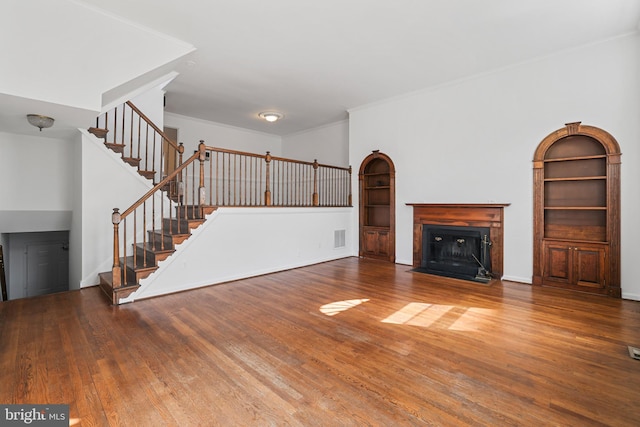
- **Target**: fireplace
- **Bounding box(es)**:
[419,225,492,283]
[407,203,509,282]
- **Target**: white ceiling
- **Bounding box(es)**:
[76,0,640,136]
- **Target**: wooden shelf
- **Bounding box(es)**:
[544,207,606,210]
[544,176,606,182]
[543,154,607,162]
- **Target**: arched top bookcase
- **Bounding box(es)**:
[532,122,621,297]
[358,151,396,262]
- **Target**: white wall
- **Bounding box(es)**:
[282,120,349,167]
[77,130,155,287]
[124,207,353,301]
[131,81,168,130]
[164,113,282,157]
[349,34,640,299]
[0,131,74,231]
[69,132,83,290]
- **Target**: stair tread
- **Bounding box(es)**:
[135,242,176,253]
[149,229,191,237]
[123,256,159,272]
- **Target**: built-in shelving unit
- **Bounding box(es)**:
[359,151,395,262]
[533,122,621,297]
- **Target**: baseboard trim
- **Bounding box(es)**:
[501,275,532,284]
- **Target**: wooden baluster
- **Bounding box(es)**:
[142,202,147,268]
[227,153,231,205]
[233,154,237,206]
[265,151,272,206]
[334,168,337,206]
[278,161,282,205]
[176,143,184,201]
[111,208,122,288]
[152,132,157,181]
[307,164,311,206]
[288,162,292,205]
[244,156,248,206]
[113,107,118,147]
[157,179,162,251]
[122,105,127,155]
[348,166,353,206]
[296,163,300,205]
[209,150,214,206]
[129,107,134,163]
[132,207,137,272]
[144,122,149,173]
[198,141,206,214]
[215,151,220,206]
[313,159,319,207]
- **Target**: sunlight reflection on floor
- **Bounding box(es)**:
[319,299,370,316]
[382,302,495,330]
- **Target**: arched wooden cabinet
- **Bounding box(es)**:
[359,151,395,262]
[533,122,621,297]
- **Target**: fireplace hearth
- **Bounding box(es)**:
[417,225,492,283]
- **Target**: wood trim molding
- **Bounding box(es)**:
[407,203,510,278]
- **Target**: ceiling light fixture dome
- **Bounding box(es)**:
[27,114,55,131]
[258,111,283,122]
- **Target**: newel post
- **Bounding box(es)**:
[264,151,272,206]
[178,142,184,166]
[111,208,122,288]
[198,140,206,207]
[312,159,319,206]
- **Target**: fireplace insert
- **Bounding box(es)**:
[417,225,492,283]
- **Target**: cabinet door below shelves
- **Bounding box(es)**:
[574,245,606,288]
[362,227,389,258]
[544,242,572,285]
[543,241,606,290]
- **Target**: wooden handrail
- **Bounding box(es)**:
[120,150,200,219]
[95,101,185,183]
[126,101,182,153]
[204,145,350,172]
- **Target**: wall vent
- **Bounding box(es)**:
[334,230,346,248]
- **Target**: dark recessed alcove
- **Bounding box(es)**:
[417,224,491,283]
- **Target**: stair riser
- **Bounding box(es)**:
[162,218,205,233]
[175,205,217,219]
[147,231,190,246]
[134,247,174,264]
[127,268,155,283]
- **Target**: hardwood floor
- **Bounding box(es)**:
[1,257,639,426]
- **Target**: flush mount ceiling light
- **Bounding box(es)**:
[27,114,55,131]
[258,111,283,123]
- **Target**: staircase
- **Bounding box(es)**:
[97,204,217,305]
[89,100,352,305]
[89,101,211,304]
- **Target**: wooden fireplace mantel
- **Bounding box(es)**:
[407,203,510,278]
